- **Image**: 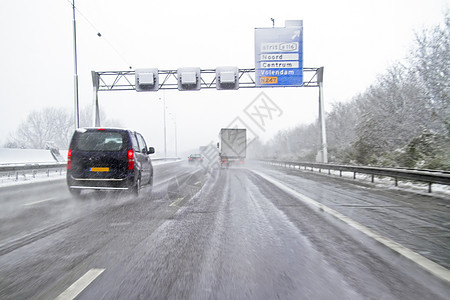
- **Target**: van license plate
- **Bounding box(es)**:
[90,167,109,172]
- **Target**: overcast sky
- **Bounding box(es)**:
[0,0,448,155]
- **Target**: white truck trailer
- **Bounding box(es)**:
[219,128,246,167]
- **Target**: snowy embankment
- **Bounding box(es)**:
[0,148,67,165]
[0,148,68,187]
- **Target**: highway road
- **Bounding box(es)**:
[0,161,449,299]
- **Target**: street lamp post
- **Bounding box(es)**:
[72,0,80,129]
[174,117,177,157]
[168,112,177,158]
[160,95,167,158]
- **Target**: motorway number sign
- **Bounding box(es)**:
[260,77,278,84]
[255,21,303,87]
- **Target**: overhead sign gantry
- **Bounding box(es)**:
[89,20,328,162]
[92,67,321,92]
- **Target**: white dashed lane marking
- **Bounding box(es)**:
[169,197,185,207]
[24,198,57,206]
[55,268,105,300]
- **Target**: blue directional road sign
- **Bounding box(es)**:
[255,20,303,87]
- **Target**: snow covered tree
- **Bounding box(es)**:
[243,13,450,169]
[353,64,427,159]
[410,13,450,134]
[326,99,360,163]
[351,14,450,167]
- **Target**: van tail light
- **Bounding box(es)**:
[128,149,135,170]
[67,149,72,170]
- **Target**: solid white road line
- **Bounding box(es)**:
[55,268,105,300]
[251,169,450,283]
[24,198,56,206]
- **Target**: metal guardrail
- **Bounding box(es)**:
[0,158,182,183]
[261,160,450,193]
[152,157,181,162]
[0,162,67,181]
[0,162,67,172]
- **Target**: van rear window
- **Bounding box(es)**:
[74,132,125,151]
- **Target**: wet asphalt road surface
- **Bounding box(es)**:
[0,161,449,299]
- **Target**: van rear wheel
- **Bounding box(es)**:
[131,177,141,197]
[69,188,81,198]
[148,175,153,193]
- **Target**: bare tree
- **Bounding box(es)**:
[6,106,124,150]
[78,106,123,128]
[7,107,73,149]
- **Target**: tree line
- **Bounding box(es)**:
[5,107,122,150]
[254,14,449,170]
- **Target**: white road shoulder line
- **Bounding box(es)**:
[251,169,450,283]
[24,198,56,206]
[55,268,105,300]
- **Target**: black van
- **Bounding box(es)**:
[67,127,154,197]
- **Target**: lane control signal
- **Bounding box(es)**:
[135,68,159,91]
[177,67,201,90]
[216,66,239,90]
